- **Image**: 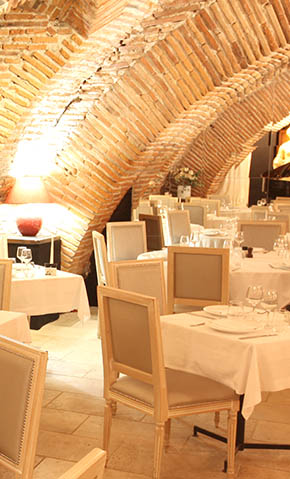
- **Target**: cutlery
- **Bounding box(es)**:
[189,312,217,320]
[190,322,205,327]
[239,332,278,340]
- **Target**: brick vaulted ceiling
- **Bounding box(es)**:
[0,0,289,273]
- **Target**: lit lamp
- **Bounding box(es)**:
[5,177,51,236]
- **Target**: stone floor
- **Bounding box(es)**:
[4,308,290,478]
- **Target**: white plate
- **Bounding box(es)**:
[203,305,252,317]
[203,229,221,236]
[208,318,260,334]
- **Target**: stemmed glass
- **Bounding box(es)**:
[246,285,263,319]
[22,248,32,266]
[261,290,278,331]
[234,231,244,249]
[17,246,26,264]
[179,235,190,246]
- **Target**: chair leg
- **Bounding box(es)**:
[153,422,165,479]
[226,409,237,479]
[164,419,171,451]
[111,400,117,416]
[214,411,220,428]
[103,400,113,459]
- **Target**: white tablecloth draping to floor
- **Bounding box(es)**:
[0,311,31,343]
[138,250,290,309]
[11,267,91,322]
[161,312,290,419]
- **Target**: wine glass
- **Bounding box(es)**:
[16,246,26,264]
[179,235,190,246]
[234,231,244,248]
[21,248,32,266]
[260,290,278,331]
[246,285,263,318]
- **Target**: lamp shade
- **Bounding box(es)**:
[6,177,51,236]
[5,177,51,204]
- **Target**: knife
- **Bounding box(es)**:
[239,332,278,340]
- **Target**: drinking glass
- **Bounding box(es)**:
[246,285,263,318]
[261,290,278,331]
[179,235,190,246]
[234,231,244,248]
[16,246,26,263]
[260,198,267,206]
[22,248,32,265]
[227,300,244,321]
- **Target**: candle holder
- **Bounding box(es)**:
[44,262,57,276]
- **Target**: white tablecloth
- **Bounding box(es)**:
[161,312,290,419]
[230,252,290,308]
[0,310,31,343]
[11,267,90,322]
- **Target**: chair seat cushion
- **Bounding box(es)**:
[111,368,238,408]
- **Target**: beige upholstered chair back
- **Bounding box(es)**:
[251,206,269,221]
[92,231,110,286]
[183,204,206,226]
[167,246,230,313]
[57,448,106,479]
[276,204,290,213]
[238,220,287,250]
[106,221,147,261]
[190,198,221,215]
[139,213,164,251]
[136,200,153,217]
[268,212,290,232]
[98,286,165,392]
[167,210,191,245]
[0,259,12,310]
[0,336,47,479]
[110,259,167,314]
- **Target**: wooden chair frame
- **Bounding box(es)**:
[98,286,239,479]
[106,221,147,262]
[109,258,167,314]
[92,231,110,286]
[0,259,13,310]
[237,220,287,250]
[167,210,191,245]
[0,336,47,479]
[167,246,230,313]
[139,213,165,251]
[183,203,207,226]
[58,448,106,479]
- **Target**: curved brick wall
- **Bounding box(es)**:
[0,0,289,272]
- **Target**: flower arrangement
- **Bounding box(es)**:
[173,167,202,187]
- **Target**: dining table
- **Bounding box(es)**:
[161,309,290,452]
[0,310,31,343]
[10,265,91,323]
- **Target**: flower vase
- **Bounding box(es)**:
[177,185,191,200]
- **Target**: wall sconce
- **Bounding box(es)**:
[5,177,51,236]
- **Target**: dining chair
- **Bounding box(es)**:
[139,213,165,251]
[0,258,13,310]
[57,448,106,479]
[183,203,207,226]
[109,258,167,314]
[98,286,239,479]
[0,336,48,479]
[106,221,147,261]
[167,210,191,245]
[92,231,110,286]
[268,212,290,232]
[237,220,287,251]
[190,198,221,216]
[167,246,230,313]
[250,205,269,221]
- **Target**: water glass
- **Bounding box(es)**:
[227,300,244,320]
[179,235,190,246]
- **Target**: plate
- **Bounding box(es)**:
[203,305,252,317]
[208,318,260,334]
[203,229,221,237]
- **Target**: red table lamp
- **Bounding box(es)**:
[6,177,51,236]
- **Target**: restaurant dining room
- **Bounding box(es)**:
[1,1,290,478]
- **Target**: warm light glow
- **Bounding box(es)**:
[5,177,51,204]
